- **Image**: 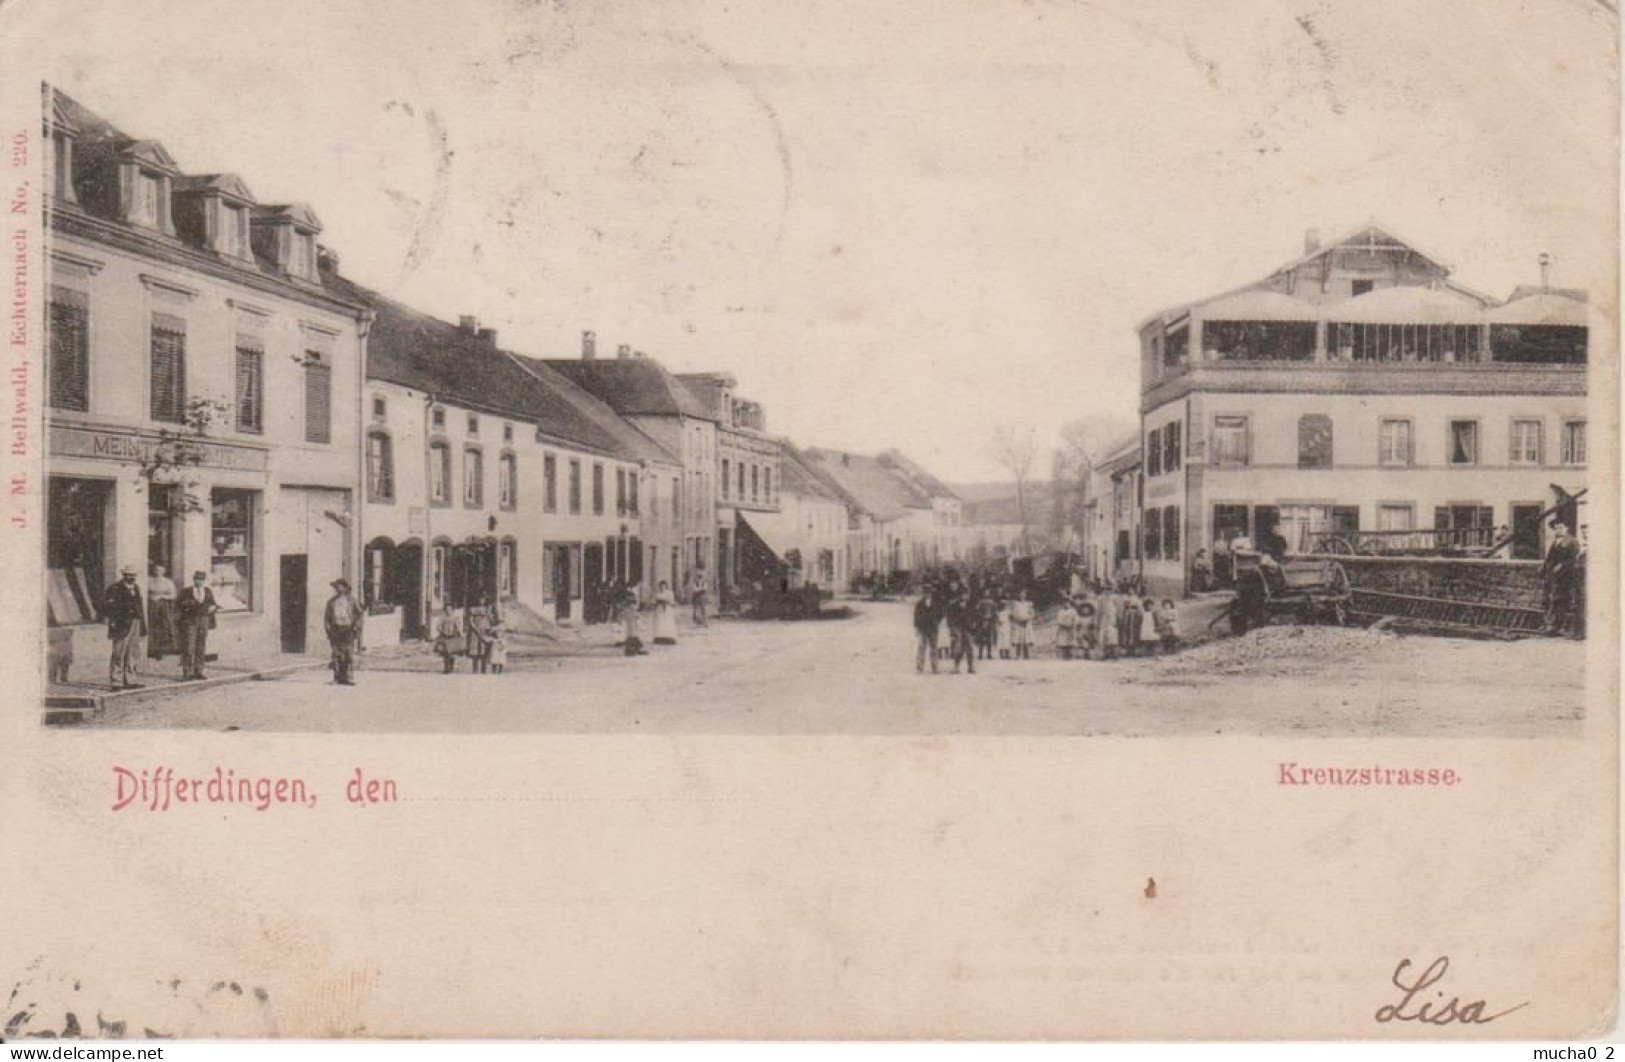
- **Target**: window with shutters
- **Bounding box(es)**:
[592,462,605,515]
[499,452,516,509]
[303,352,331,443]
[615,468,628,517]
[463,447,483,507]
[47,289,89,412]
[569,459,582,514]
[543,453,558,513]
[1144,506,1161,560]
[367,431,394,502]
[1164,421,1182,472]
[1163,505,1180,560]
[429,442,451,506]
[235,341,263,433]
[149,315,187,424]
[1146,430,1162,477]
[628,473,639,518]
[721,459,730,499]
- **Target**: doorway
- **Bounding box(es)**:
[1511,504,1543,560]
[552,545,573,621]
[280,554,308,653]
[583,542,605,622]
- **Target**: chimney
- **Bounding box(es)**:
[1304,228,1321,254]
[616,343,632,360]
[477,327,497,346]
[1539,251,1552,290]
[582,330,597,360]
[317,246,340,275]
[459,315,478,334]
[634,349,647,360]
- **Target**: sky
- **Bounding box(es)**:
[5,0,1618,479]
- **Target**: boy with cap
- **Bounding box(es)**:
[175,570,219,680]
[103,566,147,689]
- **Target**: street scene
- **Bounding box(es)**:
[36,12,1599,736]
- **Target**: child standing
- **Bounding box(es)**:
[1053,598,1078,660]
[1156,599,1181,654]
[1139,597,1161,655]
[488,613,508,674]
[994,601,1012,660]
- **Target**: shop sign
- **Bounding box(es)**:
[50,425,269,472]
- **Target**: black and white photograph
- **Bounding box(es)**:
[0,0,1617,1041]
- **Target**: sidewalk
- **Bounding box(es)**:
[44,642,420,724]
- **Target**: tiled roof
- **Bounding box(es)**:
[543,358,714,420]
[333,275,635,458]
[878,449,957,501]
[803,448,931,522]
[775,440,843,502]
[507,354,681,466]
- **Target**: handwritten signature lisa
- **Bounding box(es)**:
[1375,956,1528,1026]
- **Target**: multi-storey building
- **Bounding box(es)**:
[341,287,647,635]
[802,447,960,581]
[545,344,720,598]
[43,90,369,667]
[771,440,851,592]
[676,372,781,591]
[1136,222,1596,595]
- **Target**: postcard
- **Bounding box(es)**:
[0,0,1616,1040]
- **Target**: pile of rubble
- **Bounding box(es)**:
[1160,623,1405,674]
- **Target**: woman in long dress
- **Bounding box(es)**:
[652,580,678,645]
[1097,591,1120,661]
[465,603,493,673]
[146,564,178,660]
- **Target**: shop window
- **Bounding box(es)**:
[209,488,255,612]
[303,351,331,443]
[150,314,187,424]
[45,477,113,625]
[147,484,179,581]
[592,462,605,515]
[47,288,89,412]
[367,431,394,502]
[235,340,263,433]
[1562,420,1587,466]
[543,453,557,513]
[1298,414,1333,469]
[1510,419,1543,466]
[463,448,484,506]
[1448,421,1478,466]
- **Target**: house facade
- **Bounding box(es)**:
[43,91,368,667]
[545,345,720,599]
[677,372,783,592]
[772,440,851,592]
[343,286,644,636]
[1137,223,1595,596]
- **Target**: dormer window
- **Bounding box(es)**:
[221,203,249,258]
[130,170,164,228]
[45,92,79,204]
[251,203,323,281]
[293,229,317,279]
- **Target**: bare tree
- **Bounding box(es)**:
[1050,413,1134,559]
[992,425,1039,556]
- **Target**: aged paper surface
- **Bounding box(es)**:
[0,0,1617,1040]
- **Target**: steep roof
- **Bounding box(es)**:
[332,275,634,458]
[803,448,931,522]
[877,449,958,501]
[507,353,681,466]
[775,439,843,503]
[543,358,714,420]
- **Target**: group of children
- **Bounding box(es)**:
[1050,593,1179,661]
[432,602,509,674]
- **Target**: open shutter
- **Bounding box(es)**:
[235,342,263,432]
[48,292,89,412]
[304,357,331,442]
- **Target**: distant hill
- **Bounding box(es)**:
[949,481,1055,525]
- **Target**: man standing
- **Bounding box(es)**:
[688,565,709,627]
[1541,521,1580,638]
[324,577,363,685]
[103,566,147,689]
[913,589,941,674]
[175,571,219,680]
[948,587,977,675]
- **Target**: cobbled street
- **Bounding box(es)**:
[80,603,1586,737]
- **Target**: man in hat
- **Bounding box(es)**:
[324,577,364,685]
[1540,520,1581,638]
[103,566,147,689]
[175,570,220,680]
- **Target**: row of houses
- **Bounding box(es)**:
[1076,222,1598,596]
[40,89,962,664]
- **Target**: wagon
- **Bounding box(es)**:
[1222,550,1352,635]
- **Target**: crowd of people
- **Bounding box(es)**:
[909,566,1183,675]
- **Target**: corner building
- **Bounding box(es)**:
[1136,222,1596,595]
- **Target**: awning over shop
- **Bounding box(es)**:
[737,509,802,565]
[1329,286,1483,325]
